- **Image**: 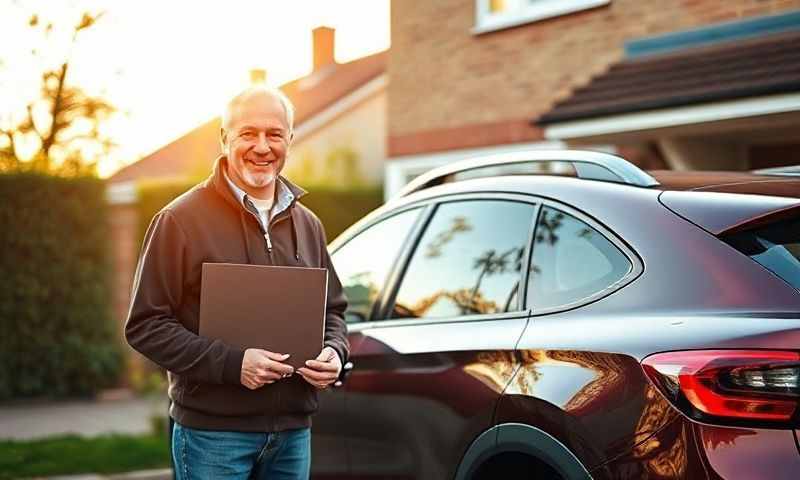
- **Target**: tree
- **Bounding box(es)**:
[425,215,473,258]
[469,246,522,314]
[0,10,115,176]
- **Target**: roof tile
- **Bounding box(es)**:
[538,31,800,124]
[109,51,387,184]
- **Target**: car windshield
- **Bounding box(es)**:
[724,216,800,290]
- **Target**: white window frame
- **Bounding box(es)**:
[473,0,610,35]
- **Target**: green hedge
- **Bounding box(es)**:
[300,187,384,241]
[136,179,383,246]
[0,173,123,400]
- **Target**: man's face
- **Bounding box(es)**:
[221,92,292,198]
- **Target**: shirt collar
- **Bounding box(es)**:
[223,169,248,206]
[272,178,296,217]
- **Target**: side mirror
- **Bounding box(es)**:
[345,311,366,324]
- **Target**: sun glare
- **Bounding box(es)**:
[0,0,391,177]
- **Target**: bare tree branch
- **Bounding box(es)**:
[0,128,19,162]
[1,9,116,176]
[24,103,44,143]
[42,62,68,163]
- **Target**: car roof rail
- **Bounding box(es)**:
[395,149,660,198]
[752,165,800,177]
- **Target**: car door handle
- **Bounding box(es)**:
[334,361,354,388]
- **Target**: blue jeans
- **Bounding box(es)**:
[172,422,311,479]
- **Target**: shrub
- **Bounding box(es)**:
[0,172,122,400]
[298,186,384,241]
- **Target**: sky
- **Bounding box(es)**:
[0,0,391,176]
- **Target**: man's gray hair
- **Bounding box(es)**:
[222,85,295,134]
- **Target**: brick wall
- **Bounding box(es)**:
[389,0,800,156]
[108,202,144,382]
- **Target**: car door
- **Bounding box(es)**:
[495,202,650,473]
[342,194,540,480]
[312,206,426,479]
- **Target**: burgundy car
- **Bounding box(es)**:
[310,150,800,480]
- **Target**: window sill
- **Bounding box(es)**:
[472,0,610,35]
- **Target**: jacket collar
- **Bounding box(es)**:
[209,155,307,214]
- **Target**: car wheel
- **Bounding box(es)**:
[471,451,563,480]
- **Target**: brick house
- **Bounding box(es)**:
[107,27,387,355]
[385,0,800,197]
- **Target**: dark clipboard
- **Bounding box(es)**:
[199,263,328,370]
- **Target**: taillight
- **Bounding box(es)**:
[642,350,800,424]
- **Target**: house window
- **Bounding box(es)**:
[474,0,610,34]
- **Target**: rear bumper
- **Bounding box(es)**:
[593,417,800,479]
[695,423,800,480]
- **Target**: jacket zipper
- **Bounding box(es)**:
[262,227,274,263]
[261,210,292,261]
[264,231,273,253]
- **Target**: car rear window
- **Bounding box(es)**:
[724,217,800,290]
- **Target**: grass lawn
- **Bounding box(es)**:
[0,432,170,479]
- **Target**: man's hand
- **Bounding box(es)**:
[297,346,342,389]
[240,348,295,390]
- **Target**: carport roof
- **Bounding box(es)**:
[537,29,800,125]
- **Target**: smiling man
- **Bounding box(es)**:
[125,86,349,479]
[222,88,289,203]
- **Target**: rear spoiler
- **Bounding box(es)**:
[659,190,800,236]
[720,203,800,236]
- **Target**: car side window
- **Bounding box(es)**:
[528,206,631,311]
[332,208,421,323]
[391,200,535,319]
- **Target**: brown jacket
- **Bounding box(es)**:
[125,157,349,432]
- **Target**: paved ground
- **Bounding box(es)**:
[0,391,168,440]
[31,469,171,480]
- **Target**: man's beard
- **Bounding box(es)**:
[243,166,276,188]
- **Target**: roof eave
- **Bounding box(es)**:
[540,92,800,142]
